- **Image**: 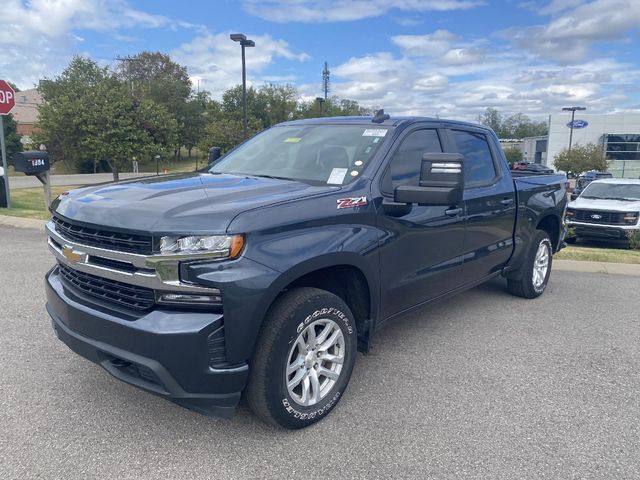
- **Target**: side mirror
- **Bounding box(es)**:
[208,147,222,165]
[394,153,463,206]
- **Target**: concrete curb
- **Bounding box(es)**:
[0,214,47,230]
[554,259,640,276]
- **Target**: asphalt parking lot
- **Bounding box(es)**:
[1,225,639,480]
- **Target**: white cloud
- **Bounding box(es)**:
[391,30,487,67]
[0,0,206,89]
[313,44,640,121]
[171,33,309,98]
[243,0,484,23]
[505,0,640,63]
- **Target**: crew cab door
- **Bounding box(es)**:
[376,127,465,319]
[449,128,517,282]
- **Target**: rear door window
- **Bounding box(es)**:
[451,130,497,186]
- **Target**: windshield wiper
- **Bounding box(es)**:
[604,197,635,201]
[247,174,294,181]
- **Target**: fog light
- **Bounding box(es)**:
[156,292,222,306]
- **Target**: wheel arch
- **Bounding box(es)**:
[536,213,562,252]
[249,253,379,359]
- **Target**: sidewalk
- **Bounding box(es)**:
[7,172,156,189]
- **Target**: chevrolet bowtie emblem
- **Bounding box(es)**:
[62,246,84,264]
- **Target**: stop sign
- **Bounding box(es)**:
[0,80,16,116]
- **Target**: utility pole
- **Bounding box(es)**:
[230,34,255,139]
[322,61,330,101]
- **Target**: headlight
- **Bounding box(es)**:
[624,212,639,225]
[159,234,245,258]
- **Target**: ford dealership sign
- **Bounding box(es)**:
[567,119,589,129]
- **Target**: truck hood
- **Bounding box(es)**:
[52,172,334,233]
[569,197,640,212]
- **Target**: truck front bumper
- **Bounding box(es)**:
[45,267,249,418]
[568,222,636,240]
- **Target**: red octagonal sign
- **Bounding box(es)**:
[0,80,16,116]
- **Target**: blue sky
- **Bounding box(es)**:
[3,0,640,120]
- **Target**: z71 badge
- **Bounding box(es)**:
[336,196,368,209]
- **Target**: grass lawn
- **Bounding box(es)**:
[556,245,640,264]
[1,186,69,220]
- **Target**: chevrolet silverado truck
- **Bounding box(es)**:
[45,115,567,429]
[566,178,640,243]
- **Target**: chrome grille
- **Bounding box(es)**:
[58,264,155,311]
[52,215,153,254]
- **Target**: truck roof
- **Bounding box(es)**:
[277,115,488,130]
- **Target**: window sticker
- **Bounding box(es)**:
[327,168,348,185]
[350,170,359,177]
[373,137,381,143]
[284,137,302,143]
[354,160,364,166]
[362,129,387,137]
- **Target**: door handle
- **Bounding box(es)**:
[445,207,462,217]
[500,198,514,206]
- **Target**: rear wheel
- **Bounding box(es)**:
[246,287,357,429]
[507,230,553,299]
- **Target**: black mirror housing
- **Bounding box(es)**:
[393,153,463,206]
[208,147,222,165]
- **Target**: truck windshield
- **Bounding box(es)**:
[581,182,640,201]
[210,125,390,185]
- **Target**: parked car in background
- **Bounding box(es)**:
[570,171,613,200]
[566,179,640,243]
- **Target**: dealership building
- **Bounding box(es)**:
[520,112,640,178]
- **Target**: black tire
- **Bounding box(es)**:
[507,230,553,299]
[246,287,357,429]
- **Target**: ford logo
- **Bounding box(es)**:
[567,119,589,129]
[591,214,602,220]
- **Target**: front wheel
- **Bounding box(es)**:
[507,230,553,299]
[246,287,357,429]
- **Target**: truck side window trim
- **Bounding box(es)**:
[379,127,444,197]
[450,129,502,189]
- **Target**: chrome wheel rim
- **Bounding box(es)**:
[286,319,345,407]
[532,241,550,289]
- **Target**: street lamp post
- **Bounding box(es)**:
[230,33,255,139]
[562,106,586,154]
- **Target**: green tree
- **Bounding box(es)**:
[479,108,548,139]
[1,114,23,162]
[553,143,609,173]
[38,56,178,181]
[37,56,111,172]
[198,117,263,156]
[256,84,299,126]
[478,107,504,136]
[503,146,523,164]
[118,51,192,157]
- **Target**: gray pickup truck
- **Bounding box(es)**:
[45,115,568,428]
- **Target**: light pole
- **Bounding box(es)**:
[562,106,586,154]
[230,33,255,139]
